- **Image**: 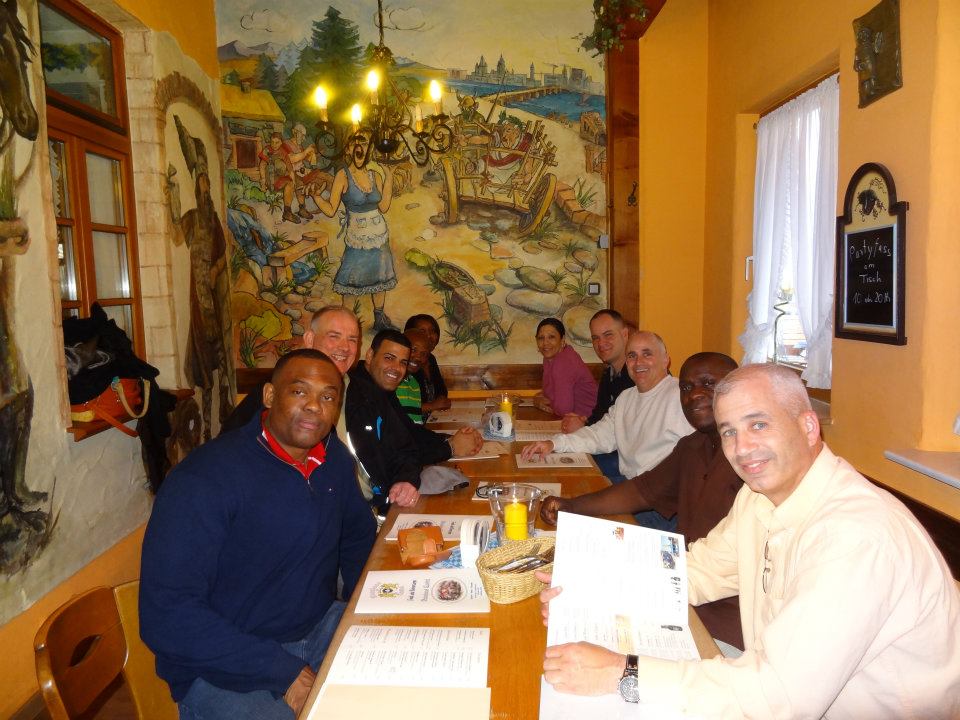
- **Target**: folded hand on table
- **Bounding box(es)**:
[284,665,316,714]
[450,426,483,456]
[520,440,554,461]
[560,413,586,433]
[389,481,420,507]
[539,496,568,525]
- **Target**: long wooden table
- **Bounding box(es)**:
[299,452,720,719]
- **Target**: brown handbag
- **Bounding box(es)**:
[70,376,151,437]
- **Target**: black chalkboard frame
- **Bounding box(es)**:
[835,162,908,345]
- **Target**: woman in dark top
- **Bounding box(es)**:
[404,314,451,412]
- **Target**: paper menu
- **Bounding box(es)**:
[305,626,491,720]
[515,419,562,432]
[453,440,509,460]
[546,512,699,662]
[514,419,562,442]
[427,407,485,424]
[325,625,490,687]
[306,685,491,720]
[355,568,490,614]
[385,514,492,541]
[515,452,593,469]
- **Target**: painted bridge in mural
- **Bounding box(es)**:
[478,84,566,103]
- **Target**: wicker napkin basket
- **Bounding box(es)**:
[476,537,555,604]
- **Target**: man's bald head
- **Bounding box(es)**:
[302,306,361,375]
[625,330,670,392]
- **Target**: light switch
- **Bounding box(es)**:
[598,234,609,249]
[953,412,960,436]
[587,282,601,296]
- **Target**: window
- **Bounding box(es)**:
[235,138,259,169]
[40,0,143,355]
[741,74,839,389]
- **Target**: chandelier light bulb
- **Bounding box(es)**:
[350,103,362,129]
[312,86,329,122]
[428,79,443,114]
[366,69,381,92]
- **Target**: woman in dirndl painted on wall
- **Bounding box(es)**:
[312,134,397,332]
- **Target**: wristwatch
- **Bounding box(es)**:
[618,654,640,703]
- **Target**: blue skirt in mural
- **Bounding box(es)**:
[333,208,398,295]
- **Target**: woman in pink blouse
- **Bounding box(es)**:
[533,318,598,418]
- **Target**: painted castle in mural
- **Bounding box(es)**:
[217,4,609,366]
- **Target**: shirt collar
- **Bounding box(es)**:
[758,444,838,531]
[260,410,327,480]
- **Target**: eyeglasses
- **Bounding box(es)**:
[762,540,771,594]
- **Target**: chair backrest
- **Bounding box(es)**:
[34,586,127,720]
[113,580,178,720]
[34,582,178,720]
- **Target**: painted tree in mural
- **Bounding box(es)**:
[0,0,53,573]
[280,5,362,126]
[254,53,279,92]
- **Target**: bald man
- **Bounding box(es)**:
[540,363,960,717]
[221,306,361,435]
[522,331,692,530]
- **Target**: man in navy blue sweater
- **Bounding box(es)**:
[140,349,375,719]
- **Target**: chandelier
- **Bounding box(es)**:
[312,0,453,169]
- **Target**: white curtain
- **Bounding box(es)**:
[740,74,839,388]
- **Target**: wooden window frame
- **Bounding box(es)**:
[38,0,130,134]
[43,0,144,358]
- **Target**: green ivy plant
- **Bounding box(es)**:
[578,0,649,56]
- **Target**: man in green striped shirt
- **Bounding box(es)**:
[395,327,430,423]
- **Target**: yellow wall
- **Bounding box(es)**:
[113,0,219,77]
[0,528,145,717]
[636,0,708,367]
[644,0,960,518]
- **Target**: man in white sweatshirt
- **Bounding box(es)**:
[521,330,692,530]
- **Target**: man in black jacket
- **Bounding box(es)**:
[346,329,481,509]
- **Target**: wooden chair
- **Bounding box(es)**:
[34,581,178,720]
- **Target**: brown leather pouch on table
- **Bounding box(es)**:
[397,527,451,568]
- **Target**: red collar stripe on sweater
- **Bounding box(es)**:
[260,411,326,480]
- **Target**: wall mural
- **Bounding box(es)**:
[216,1,608,365]
[0,0,52,573]
[171,113,234,438]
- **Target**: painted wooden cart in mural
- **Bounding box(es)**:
[440,115,558,237]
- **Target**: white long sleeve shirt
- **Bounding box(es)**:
[550,375,692,478]
[632,445,960,719]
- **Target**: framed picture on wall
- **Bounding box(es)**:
[835,162,908,344]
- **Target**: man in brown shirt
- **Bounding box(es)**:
[540,351,744,649]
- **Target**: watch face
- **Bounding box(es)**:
[618,674,640,703]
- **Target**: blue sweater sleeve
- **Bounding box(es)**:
[139,469,305,699]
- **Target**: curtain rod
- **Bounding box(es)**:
[758,68,840,119]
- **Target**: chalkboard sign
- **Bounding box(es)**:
[835,164,907,344]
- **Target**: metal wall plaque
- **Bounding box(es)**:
[853,0,903,108]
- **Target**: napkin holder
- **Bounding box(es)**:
[486,411,513,440]
[459,518,491,569]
